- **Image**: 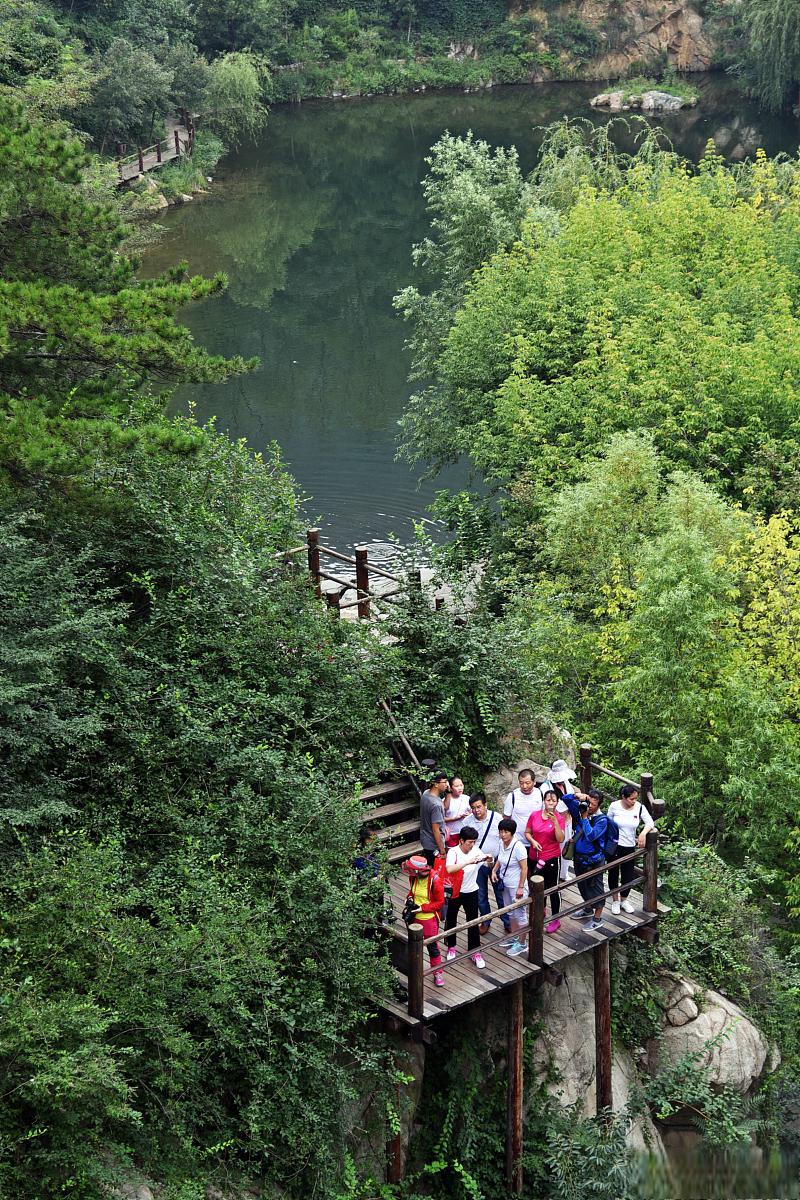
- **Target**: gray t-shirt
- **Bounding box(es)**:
[420,789,445,854]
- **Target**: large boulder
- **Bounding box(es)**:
[647,976,776,1093]
[483,730,576,812]
[640,89,689,112]
[532,956,664,1153]
[590,89,626,110]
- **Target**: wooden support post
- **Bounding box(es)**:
[306,528,321,597]
[325,590,340,617]
[527,874,545,966]
[156,139,162,162]
[434,595,444,612]
[594,940,613,1114]
[355,546,370,619]
[643,830,659,914]
[579,743,593,792]
[407,566,423,591]
[174,128,181,155]
[137,145,144,173]
[387,1069,404,1184]
[506,979,524,1195]
[407,923,424,1019]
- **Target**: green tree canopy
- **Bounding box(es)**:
[0,101,253,481]
[399,128,800,535]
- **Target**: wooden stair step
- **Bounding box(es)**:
[387,839,423,863]
[375,818,420,842]
[362,797,418,823]
[357,778,414,804]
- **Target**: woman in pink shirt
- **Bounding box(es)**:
[525,790,566,933]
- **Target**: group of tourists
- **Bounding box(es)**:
[403,761,655,987]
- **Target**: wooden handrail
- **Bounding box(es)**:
[380,700,424,780]
[580,744,665,819]
[421,846,647,946]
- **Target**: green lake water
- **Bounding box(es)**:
[143,73,800,548]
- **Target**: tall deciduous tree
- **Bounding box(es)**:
[740,0,800,110]
[204,48,268,146]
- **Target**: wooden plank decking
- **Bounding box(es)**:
[381,870,657,1023]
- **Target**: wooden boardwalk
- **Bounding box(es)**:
[115,118,193,185]
[381,871,658,1025]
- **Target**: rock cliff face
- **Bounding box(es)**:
[367,963,777,1181]
[579,0,716,76]
[532,956,665,1153]
[521,0,720,78]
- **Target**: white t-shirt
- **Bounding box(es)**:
[467,809,502,859]
[505,787,567,832]
[496,839,528,895]
[443,793,471,837]
[607,801,654,848]
[446,844,487,893]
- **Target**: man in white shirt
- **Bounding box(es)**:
[504,768,543,833]
[443,827,494,969]
[467,792,510,936]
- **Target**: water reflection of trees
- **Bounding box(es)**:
[149,74,800,490]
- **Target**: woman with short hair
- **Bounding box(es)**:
[444,826,493,970]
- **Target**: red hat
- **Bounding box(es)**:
[401,854,431,877]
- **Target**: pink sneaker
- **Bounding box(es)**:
[545,918,561,934]
[471,953,486,970]
[433,969,445,987]
[446,947,457,961]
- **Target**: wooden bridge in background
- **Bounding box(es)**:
[361,740,667,1194]
[115,114,195,185]
[276,528,446,619]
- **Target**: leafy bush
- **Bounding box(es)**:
[545,14,601,61]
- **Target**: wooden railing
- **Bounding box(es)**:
[275,527,436,618]
[579,743,665,820]
[115,120,195,182]
[400,832,659,1017]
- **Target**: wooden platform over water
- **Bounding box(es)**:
[381,871,658,1026]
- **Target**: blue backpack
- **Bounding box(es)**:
[603,812,620,858]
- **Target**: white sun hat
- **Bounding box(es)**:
[549,759,577,785]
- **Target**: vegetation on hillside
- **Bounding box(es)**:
[0,100,549,1197]
[396,119,800,1173]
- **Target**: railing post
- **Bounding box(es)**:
[527,875,544,966]
[579,743,593,792]
[407,923,424,1019]
[641,769,665,820]
[326,590,340,618]
[137,145,144,173]
[355,546,370,619]
[306,528,321,597]
[156,139,162,163]
[434,595,444,612]
[643,830,658,914]
[174,128,181,156]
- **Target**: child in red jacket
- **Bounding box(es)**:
[402,854,445,987]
